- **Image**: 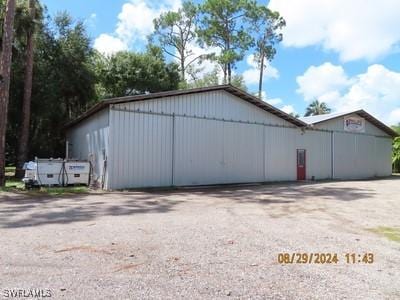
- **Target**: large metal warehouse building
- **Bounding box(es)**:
[65,85,397,190]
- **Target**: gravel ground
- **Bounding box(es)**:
[0,178,399,299]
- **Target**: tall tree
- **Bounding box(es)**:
[151,1,198,82]
[304,100,331,117]
[15,0,37,178]
[392,123,400,134]
[393,137,400,173]
[0,0,16,186]
[53,12,97,119]
[197,0,255,84]
[251,7,285,99]
[186,66,247,90]
[96,46,180,98]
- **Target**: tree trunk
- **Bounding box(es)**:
[227,63,231,84]
[180,57,185,82]
[16,0,36,179]
[222,64,227,84]
[258,52,265,99]
[0,0,16,186]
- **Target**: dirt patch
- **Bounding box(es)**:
[1,178,399,299]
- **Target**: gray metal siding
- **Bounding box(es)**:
[66,108,109,188]
[299,130,332,180]
[97,91,393,189]
[108,109,173,189]
[333,132,392,179]
[174,117,264,186]
[113,90,293,127]
[107,108,337,189]
[264,127,297,181]
[264,128,332,181]
[375,137,393,176]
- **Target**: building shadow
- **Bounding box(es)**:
[0,179,379,229]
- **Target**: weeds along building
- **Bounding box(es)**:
[65,85,397,190]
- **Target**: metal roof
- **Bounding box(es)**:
[65,85,307,129]
[300,111,352,124]
[300,110,398,137]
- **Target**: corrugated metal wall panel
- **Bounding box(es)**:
[299,130,332,180]
[108,111,393,189]
[333,132,357,179]
[222,121,264,183]
[263,129,332,181]
[173,117,264,186]
[66,108,109,188]
[173,117,224,186]
[375,137,393,176]
[114,90,292,127]
[105,100,393,189]
[332,132,390,179]
[108,110,173,189]
[355,135,376,178]
[264,127,297,181]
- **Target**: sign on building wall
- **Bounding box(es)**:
[344,116,365,133]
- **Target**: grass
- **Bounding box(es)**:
[0,166,89,196]
[368,226,400,243]
[39,186,89,195]
[1,178,25,191]
[5,166,15,177]
[1,178,90,196]
[1,165,90,195]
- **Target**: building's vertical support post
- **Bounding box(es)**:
[263,125,266,182]
[171,113,175,186]
[331,131,334,179]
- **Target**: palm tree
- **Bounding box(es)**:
[0,0,17,186]
[304,99,331,117]
[16,0,38,178]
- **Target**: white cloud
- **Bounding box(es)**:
[243,55,279,86]
[259,91,283,106]
[93,34,128,55]
[268,0,400,61]
[266,98,283,106]
[281,105,296,114]
[259,91,295,115]
[389,109,400,125]
[94,0,182,54]
[296,62,351,101]
[297,63,400,124]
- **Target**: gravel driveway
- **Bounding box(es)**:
[1,178,399,299]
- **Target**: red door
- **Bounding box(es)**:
[297,149,306,180]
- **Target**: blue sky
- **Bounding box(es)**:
[41,0,400,124]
